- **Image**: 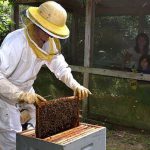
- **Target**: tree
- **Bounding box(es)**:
[0,0,13,43]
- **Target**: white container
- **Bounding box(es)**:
[16,123,106,150]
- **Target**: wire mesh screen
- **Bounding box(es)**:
[93,15,140,69]
[62,14,85,66]
[88,12,150,129]
[88,74,150,129]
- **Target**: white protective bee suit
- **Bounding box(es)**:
[0,28,80,150]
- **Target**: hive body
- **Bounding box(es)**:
[16,123,106,150]
[16,96,106,150]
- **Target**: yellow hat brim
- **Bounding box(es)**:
[28,7,70,37]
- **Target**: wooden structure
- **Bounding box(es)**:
[13,0,150,130]
[17,123,106,150]
[36,96,79,138]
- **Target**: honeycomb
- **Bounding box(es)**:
[36,96,79,138]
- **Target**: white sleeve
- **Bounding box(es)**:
[0,37,23,102]
[45,54,81,90]
[0,78,22,103]
[0,34,24,79]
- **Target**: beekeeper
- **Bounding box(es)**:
[0,1,91,149]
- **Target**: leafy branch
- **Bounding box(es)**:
[0,1,13,43]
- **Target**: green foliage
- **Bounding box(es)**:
[0,1,13,43]
[8,0,14,5]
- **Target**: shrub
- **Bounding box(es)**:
[0,1,13,43]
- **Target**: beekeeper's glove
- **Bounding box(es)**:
[0,78,46,105]
[18,92,47,105]
[20,109,31,124]
[74,85,92,100]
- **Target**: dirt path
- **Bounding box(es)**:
[107,129,150,150]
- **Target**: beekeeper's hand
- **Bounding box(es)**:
[20,110,31,124]
[74,85,92,100]
[18,92,46,105]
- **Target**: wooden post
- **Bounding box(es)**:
[82,0,95,118]
[13,3,19,29]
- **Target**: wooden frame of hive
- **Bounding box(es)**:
[36,96,79,138]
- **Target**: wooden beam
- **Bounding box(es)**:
[96,0,150,8]
[15,0,49,4]
[13,3,19,29]
[96,6,150,16]
[15,0,81,3]
[14,0,85,15]
[95,0,150,16]
[83,0,95,118]
[15,0,84,10]
[70,65,150,82]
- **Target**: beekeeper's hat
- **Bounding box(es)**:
[26,1,69,39]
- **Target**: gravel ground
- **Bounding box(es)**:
[107,129,150,150]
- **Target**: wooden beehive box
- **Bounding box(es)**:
[16,123,106,150]
[16,96,106,149]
